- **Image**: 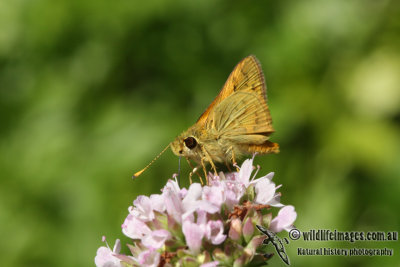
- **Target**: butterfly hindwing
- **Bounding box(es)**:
[211,91,274,137]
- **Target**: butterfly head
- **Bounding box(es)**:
[170,135,200,159]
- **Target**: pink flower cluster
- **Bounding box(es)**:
[95,157,297,267]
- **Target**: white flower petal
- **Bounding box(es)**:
[254,178,276,204]
[238,158,254,186]
[150,194,165,212]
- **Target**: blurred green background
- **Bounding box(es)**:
[1,0,399,266]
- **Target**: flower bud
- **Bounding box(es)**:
[228,218,242,241]
[242,217,254,243]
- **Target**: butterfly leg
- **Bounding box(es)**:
[200,147,218,183]
[229,146,239,172]
[185,157,204,185]
[200,158,209,185]
[189,166,198,185]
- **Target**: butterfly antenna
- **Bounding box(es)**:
[132,143,170,179]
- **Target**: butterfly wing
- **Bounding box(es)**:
[204,55,274,136]
[204,56,278,154]
[196,55,278,156]
[211,91,274,139]
[196,55,268,126]
[209,92,279,154]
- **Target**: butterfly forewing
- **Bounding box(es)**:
[196,55,268,126]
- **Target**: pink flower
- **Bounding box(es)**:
[237,158,254,186]
[130,195,155,221]
[142,229,171,249]
[254,173,283,207]
[162,186,184,223]
[95,238,121,267]
[182,183,202,216]
[150,194,166,212]
[137,248,160,267]
[269,205,297,232]
[121,214,151,239]
[182,183,220,218]
[223,181,244,209]
[183,183,202,205]
[206,220,226,245]
[97,156,298,266]
[200,261,219,267]
[182,220,205,254]
[202,184,224,209]
[203,179,244,211]
[196,210,208,226]
[163,178,186,198]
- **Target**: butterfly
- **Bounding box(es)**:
[134,55,279,183]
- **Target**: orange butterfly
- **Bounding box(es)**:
[134,55,279,183]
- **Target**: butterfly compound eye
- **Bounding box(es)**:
[184,137,197,149]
